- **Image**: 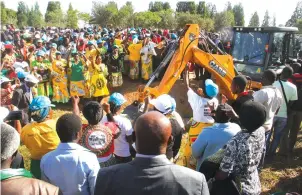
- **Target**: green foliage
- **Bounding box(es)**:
[1,2,8,24]
[134,11,161,28]
[157,9,176,29]
[149,1,163,12]
[296,19,302,32]
[197,1,209,18]
[118,1,134,27]
[226,2,232,11]
[17,1,29,27]
[28,2,44,28]
[286,1,302,26]
[206,3,217,19]
[262,10,270,27]
[176,2,196,14]
[176,12,214,31]
[1,2,17,25]
[214,11,235,31]
[248,12,260,27]
[232,3,244,26]
[66,3,78,28]
[78,12,91,24]
[91,1,119,26]
[45,1,64,27]
[163,2,171,10]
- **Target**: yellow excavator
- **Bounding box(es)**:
[133,24,262,168]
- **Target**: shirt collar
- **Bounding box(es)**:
[136,153,167,159]
[57,142,83,150]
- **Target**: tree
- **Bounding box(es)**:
[272,15,276,26]
[45,1,64,27]
[17,1,29,27]
[149,1,164,12]
[176,12,214,31]
[163,2,171,10]
[134,11,161,28]
[91,1,119,26]
[157,9,176,29]
[214,11,235,31]
[233,3,244,26]
[286,1,302,26]
[206,3,217,19]
[78,12,91,24]
[262,10,270,27]
[66,3,78,28]
[248,12,260,27]
[197,1,209,18]
[28,2,44,28]
[1,2,17,26]
[176,2,196,14]
[1,2,8,24]
[226,1,232,11]
[118,1,134,27]
[296,19,302,32]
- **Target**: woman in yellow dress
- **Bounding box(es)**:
[140,37,157,81]
[90,55,109,102]
[51,51,69,103]
[67,51,88,97]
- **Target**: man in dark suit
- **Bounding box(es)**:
[11,74,38,126]
[94,111,209,195]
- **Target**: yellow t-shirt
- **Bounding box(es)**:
[114,39,122,46]
[21,119,60,160]
[128,43,142,61]
[85,48,97,60]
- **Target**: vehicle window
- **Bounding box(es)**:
[272,32,285,63]
[232,32,269,65]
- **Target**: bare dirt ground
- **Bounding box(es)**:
[19,77,302,194]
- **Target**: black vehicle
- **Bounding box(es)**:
[231,26,299,81]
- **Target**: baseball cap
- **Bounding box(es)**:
[29,96,55,111]
[51,43,57,48]
[96,39,102,44]
[25,74,39,84]
[150,94,173,115]
[205,79,219,98]
[55,51,61,55]
[36,51,45,56]
[171,33,177,40]
[0,76,11,84]
[37,39,43,43]
[109,93,127,106]
[87,41,93,45]
[17,71,29,79]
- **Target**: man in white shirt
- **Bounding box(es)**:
[268,66,297,155]
[253,69,283,157]
[40,114,100,195]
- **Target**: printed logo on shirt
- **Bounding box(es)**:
[204,106,212,117]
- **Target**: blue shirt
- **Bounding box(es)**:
[192,122,241,171]
[40,143,100,195]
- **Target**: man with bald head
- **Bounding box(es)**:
[94,111,209,195]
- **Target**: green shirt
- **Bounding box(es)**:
[71,61,85,81]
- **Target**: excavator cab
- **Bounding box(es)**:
[231,26,299,81]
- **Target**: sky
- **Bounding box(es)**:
[4,0,299,26]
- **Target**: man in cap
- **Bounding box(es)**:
[35,39,46,53]
[85,41,97,61]
[192,103,241,171]
[1,123,60,195]
[21,96,60,179]
[147,94,183,161]
[12,74,39,126]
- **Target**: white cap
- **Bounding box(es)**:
[13,61,28,69]
[150,94,173,115]
[25,74,39,84]
[0,77,11,84]
[0,107,9,122]
[133,38,139,44]
[15,67,24,73]
[22,61,29,68]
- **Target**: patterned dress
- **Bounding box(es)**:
[51,59,69,103]
[220,127,265,195]
[128,43,142,80]
[140,43,156,81]
[90,63,109,98]
[69,60,86,97]
[31,60,52,97]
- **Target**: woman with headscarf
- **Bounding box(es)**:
[140,36,156,81]
[30,51,52,97]
[21,96,60,179]
[108,45,123,87]
[101,93,134,164]
[51,51,69,103]
[90,55,109,102]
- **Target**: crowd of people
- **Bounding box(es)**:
[1,24,302,195]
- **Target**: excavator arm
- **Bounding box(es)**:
[138,24,260,102]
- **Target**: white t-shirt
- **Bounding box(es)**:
[172,111,185,129]
[273,81,298,118]
[187,88,218,123]
[253,86,283,130]
[101,115,133,157]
